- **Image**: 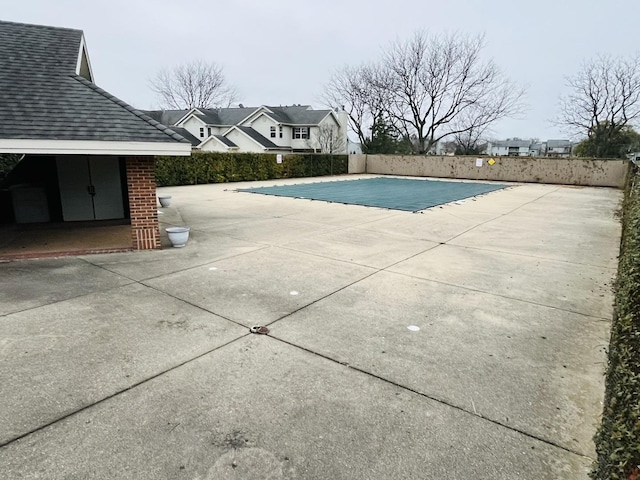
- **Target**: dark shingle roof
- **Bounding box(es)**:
[547,139,572,148]
[266,105,332,125]
[492,140,531,148]
[200,107,258,126]
[170,127,201,146]
[154,105,335,128]
[0,20,188,144]
[143,109,191,127]
[213,135,237,147]
[236,127,280,149]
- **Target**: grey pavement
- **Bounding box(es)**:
[0,175,620,479]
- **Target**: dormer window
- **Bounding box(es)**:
[199,127,205,138]
[270,126,276,138]
[279,126,283,138]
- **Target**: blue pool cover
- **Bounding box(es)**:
[239,177,508,212]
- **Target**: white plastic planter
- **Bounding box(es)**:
[166,226,190,248]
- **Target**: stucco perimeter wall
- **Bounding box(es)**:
[348,154,367,174]
[350,154,629,188]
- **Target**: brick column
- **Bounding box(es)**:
[125,156,161,250]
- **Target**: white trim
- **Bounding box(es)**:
[237,106,273,126]
[0,139,192,156]
[224,126,268,150]
[229,126,286,150]
[199,136,238,150]
[75,34,94,81]
[174,108,206,126]
[317,110,339,126]
[252,111,283,127]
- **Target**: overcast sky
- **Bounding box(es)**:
[4,0,639,141]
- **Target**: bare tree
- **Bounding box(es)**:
[150,60,240,110]
[321,32,524,155]
[314,123,347,154]
[321,64,388,150]
[449,97,515,154]
[379,32,525,154]
[451,116,491,155]
[558,54,640,156]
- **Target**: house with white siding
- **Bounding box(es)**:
[485,139,533,156]
[144,105,348,154]
[545,140,573,157]
[485,139,574,157]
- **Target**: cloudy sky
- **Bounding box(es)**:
[3,0,638,141]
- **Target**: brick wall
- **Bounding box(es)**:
[125,156,161,250]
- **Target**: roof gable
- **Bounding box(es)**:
[199,135,238,149]
[226,126,281,149]
[250,111,282,127]
[76,34,93,81]
[174,108,206,126]
[237,106,274,126]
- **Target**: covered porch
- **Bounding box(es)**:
[0,155,165,259]
[0,220,132,260]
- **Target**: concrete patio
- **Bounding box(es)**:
[0,174,620,479]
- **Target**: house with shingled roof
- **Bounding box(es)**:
[0,20,191,253]
[545,139,573,157]
[143,105,349,154]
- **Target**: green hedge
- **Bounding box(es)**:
[592,164,640,480]
[155,152,348,187]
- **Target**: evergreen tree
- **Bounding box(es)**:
[364,118,412,154]
[573,124,640,158]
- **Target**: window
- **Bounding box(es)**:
[279,126,283,138]
[207,127,212,137]
[293,127,309,139]
[199,127,204,138]
[270,126,276,138]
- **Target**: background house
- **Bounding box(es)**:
[484,138,574,157]
[0,20,191,254]
[485,139,533,156]
[545,139,573,157]
[144,105,349,154]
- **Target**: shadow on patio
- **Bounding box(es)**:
[0,220,133,260]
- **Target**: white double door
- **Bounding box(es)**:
[57,156,125,221]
